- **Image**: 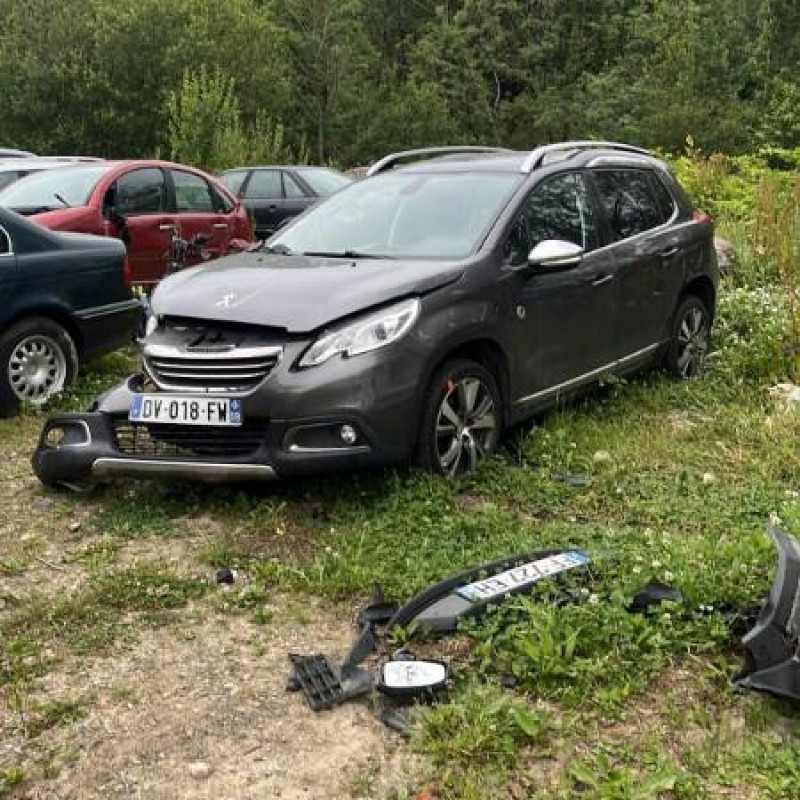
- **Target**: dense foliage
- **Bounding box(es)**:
[0,0,798,167]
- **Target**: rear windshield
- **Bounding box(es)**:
[272,171,522,260]
[0,164,112,212]
[296,168,352,196]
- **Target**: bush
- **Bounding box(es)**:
[712,286,795,383]
[167,67,306,173]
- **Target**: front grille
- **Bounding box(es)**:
[113,420,269,459]
[143,346,281,393]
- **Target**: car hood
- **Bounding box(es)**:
[150,251,465,332]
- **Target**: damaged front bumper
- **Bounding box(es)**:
[737,525,800,701]
[31,373,408,488]
[32,408,279,486]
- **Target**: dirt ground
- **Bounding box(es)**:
[0,450,418,800]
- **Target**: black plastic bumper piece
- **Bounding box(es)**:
[288,654,373,712]
[737,525,800,701]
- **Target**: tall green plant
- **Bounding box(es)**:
[167,66,239,172]
[753,177,800,377]
[167,69,306,172]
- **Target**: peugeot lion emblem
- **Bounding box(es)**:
[215,293,238,309]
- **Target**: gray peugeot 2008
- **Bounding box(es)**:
[33,142,718,488]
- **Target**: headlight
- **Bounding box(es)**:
[144,313,159,337]
[299,298,420,368]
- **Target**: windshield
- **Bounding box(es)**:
[273,171,522,259]
[296,168,352,196]
[0,164,112,211]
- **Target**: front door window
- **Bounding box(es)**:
[113,168,167,216]
[505,173,599,266]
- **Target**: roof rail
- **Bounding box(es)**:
[366,146,513,177]
[521,141,652,173]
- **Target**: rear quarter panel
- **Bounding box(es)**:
[1,237,136,358]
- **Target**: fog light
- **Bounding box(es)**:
[45,426,66,447]
[340,424,358,445]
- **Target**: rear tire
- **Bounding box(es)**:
[0,317,78,417]
[416,359,502,479]
[664,295,711,379]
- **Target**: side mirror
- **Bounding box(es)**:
[528,240,584,270]
[377,659,448,698]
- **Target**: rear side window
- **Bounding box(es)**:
[505,173,599,265]
[283,172,306,199]
[0,172,21,191]
[220,171,248,197]
[172,170,215,212]
[0,227,10,255]
[115,168,167,215]
[593,169,667,241]
[649,172,677,221]
[244,170,283,200]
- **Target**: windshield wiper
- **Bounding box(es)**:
[53,193,71,208]
[301,250,393,260]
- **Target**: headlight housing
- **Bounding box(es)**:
[299,298,420,368]
[144,313,159,338]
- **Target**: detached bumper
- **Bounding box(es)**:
[736,526,800,701]
[32,374,416,488]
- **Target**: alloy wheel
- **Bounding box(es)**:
[8,334,68,404]
[435,377,498,478]
[676,306,709,378]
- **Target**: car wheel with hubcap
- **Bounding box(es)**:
[417,359,502,479]
[0,317,78,417]
[665,295,711,379]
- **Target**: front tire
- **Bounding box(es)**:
[665,295,711,379]
[416,359,502,479]
[0,317,78,417]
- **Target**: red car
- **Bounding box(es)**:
[0,160,252,285]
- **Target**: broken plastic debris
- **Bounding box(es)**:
[287,654,373,712]
[736,526,800,702]
[215,568,235,585]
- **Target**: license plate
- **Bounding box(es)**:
[129,395,242,426]
[456,551,589,602]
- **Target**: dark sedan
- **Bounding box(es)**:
[0,207,141,415]
[219,166,352,239]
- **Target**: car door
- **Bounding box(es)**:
[104,166,172,286]
[169,168,232,264]
[503,171,618,404]
[240,169,285,237]
[590,167,685,355]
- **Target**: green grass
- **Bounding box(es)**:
[0,270,798,798]
[0,565,209,683]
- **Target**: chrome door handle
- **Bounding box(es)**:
[591,273,614,287]
[158,223,175,231]
[212,223,228,229]
[660,246,680,258]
